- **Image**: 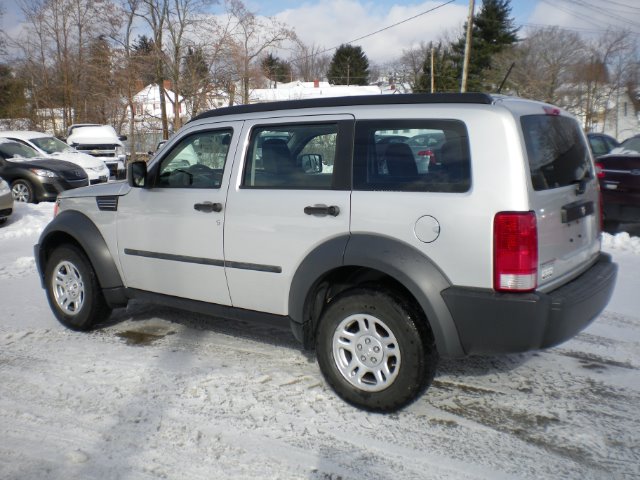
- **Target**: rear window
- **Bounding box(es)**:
[521,115,592,191]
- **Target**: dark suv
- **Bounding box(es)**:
[596,153,640,230]
[0,140,88,203]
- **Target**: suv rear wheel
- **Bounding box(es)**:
[44,244,112,330]
[316,288,438,411]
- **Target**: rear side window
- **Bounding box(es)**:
[353,120,471,192]
[521,115,592,191]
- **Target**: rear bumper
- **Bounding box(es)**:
[441,253,617,355]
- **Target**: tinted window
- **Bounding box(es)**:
[521,115,592,191]
[243,124,338,190]
[156,129,232,189]
[353,120,471,192]
[0,142,39,159]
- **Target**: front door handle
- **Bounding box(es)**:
[304,205,340,217]
[194,201,222,213]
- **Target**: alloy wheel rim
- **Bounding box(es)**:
[52,260,85,316]
[332,313,401,392]
[12,184,30,202]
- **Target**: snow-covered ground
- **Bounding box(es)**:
[1,202,639,480]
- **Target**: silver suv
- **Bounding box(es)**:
[35,94,617,411]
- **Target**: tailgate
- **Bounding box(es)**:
[520,113,601,291]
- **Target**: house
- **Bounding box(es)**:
[131,82,185,121]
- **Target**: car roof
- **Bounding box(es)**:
[0,131,51,140]
[190,93,494,122]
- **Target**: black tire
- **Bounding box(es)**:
[315,287,438,412]
[44,244,112,331]
[11,179,36,203]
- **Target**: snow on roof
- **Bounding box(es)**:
[249,82,383,103]
[134,83,184,103]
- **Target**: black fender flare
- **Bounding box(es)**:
[288,233,464,357]
[35,210,125,299]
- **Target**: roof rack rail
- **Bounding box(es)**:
[189,93,494,122]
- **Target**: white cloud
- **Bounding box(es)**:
[276,0,468,64]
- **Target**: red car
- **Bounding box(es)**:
[596,153,640,231]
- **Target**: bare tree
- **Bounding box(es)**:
[489,27,586,103]
[290,41,330,82]
[395,41,430,92]
[223,0,296,104]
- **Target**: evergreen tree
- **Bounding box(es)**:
[416,42,459,93]
[131,35,159,86]
[0,64,26,118]
[451,0,519,91]
[261,53,291,86]
[327,44,369,86]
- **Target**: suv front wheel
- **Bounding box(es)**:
[44,244,112,330]
[315,288,438,412]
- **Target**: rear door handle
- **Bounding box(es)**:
[304,205,340,217]
[194,201,223,213]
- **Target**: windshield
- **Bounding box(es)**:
[31,136,73,154]
[521,114,592,191]
[0,142,40,159]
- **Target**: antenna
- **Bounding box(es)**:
[497,62,516,94]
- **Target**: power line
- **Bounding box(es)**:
[311,0,456,58]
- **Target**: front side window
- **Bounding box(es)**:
[521,115,592,191]
[353,120,471,193]
[242,124,339,190]
[155,129,232,189]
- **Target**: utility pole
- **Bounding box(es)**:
[430,47,435,93]
[461,0,475,93]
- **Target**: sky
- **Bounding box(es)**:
[1,0,639,63]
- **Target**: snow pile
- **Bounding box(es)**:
[0,201,54,240]
[602,231,640,254]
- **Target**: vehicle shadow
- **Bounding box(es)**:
[96,299,302,351]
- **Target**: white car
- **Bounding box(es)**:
[66,125,127,179]
[0,131,110,185]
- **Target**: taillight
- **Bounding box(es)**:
[417,149,437,166]
[595,161,605,178]
[494,212,538,292]
[53,199,60,217]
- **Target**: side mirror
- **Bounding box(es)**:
[128,161,147,188]
[300,153,323,173]
[118,135,128,141]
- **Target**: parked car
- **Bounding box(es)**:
[35,93,616,412]
[407,131,446,172]
[0,139,88,203]
[595,153,640,230]
[0,177,13,224]
[0,131,110,185]
[65,124,127,179]
[587,132,619,157]
[611,134,640,155]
